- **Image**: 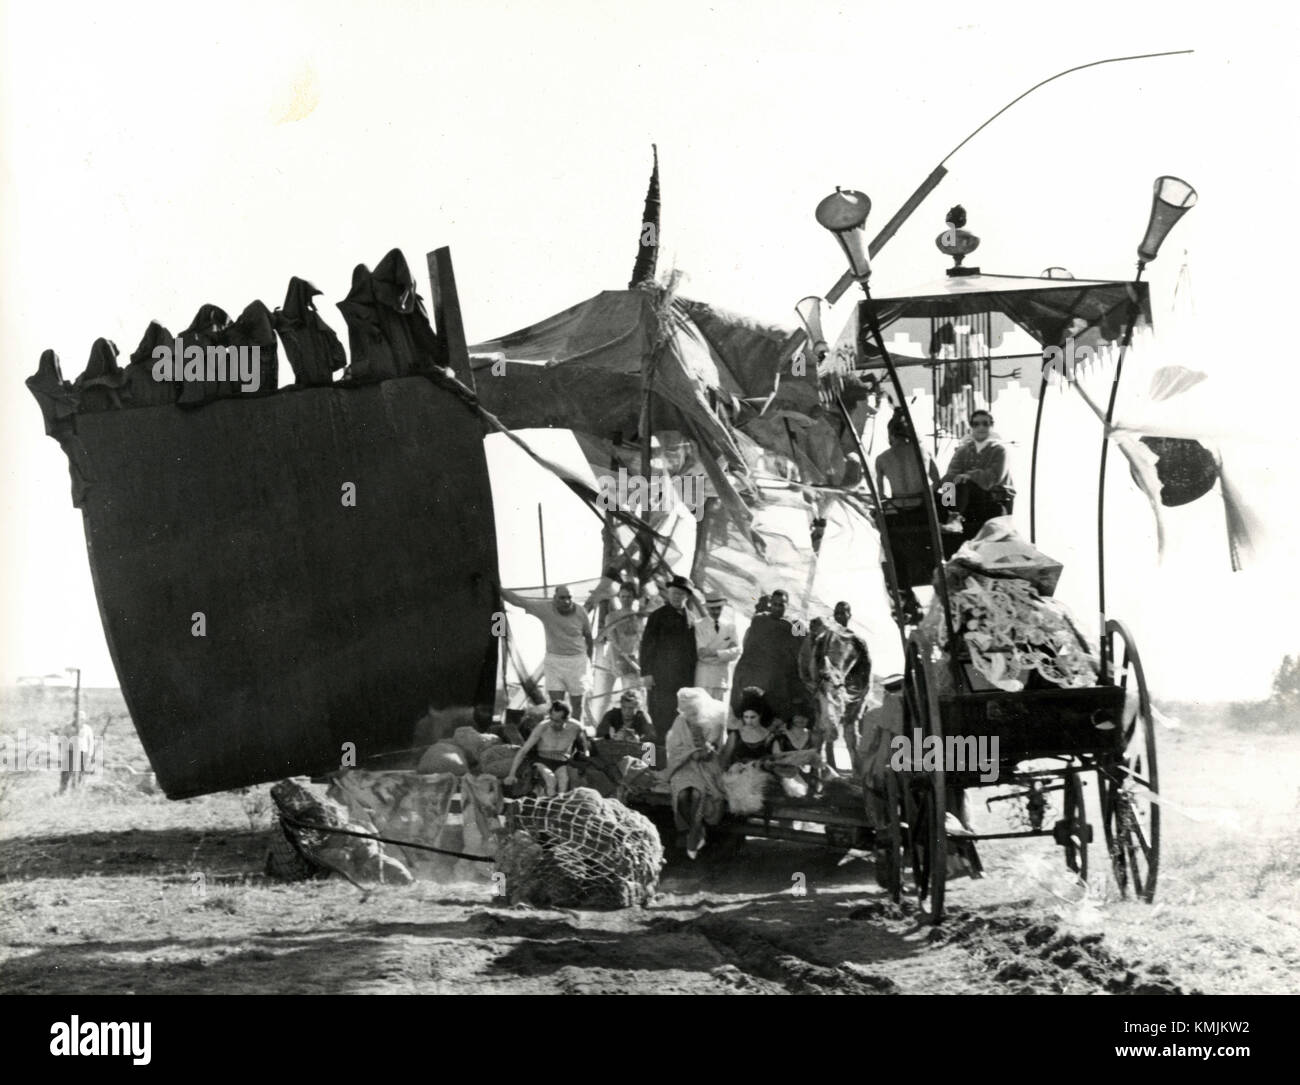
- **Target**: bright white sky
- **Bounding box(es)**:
[2,1,1298,700]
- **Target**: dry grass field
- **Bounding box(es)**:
[2,688,1297,994]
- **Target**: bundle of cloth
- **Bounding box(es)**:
[921,518,1097,692]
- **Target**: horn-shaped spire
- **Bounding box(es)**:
[628,144,660,288]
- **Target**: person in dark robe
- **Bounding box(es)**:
[73,338,127,412]
[123,321,179,407]
[639,574,699,736]
[370,248,439,377]
[27,349,94,504]
[337,263,399,382]
[224,300,279,395]
[176,304,234,406]
[273,277,347,386]
[731,589,803,721]
[26,349,79,439]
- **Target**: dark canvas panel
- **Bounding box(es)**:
[71,377,499,798]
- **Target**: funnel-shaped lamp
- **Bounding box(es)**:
[815,188,872,282]
[1137,176,1197,265]
[795,296,828,358]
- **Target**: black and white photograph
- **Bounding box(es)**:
[2,0,1297,1027]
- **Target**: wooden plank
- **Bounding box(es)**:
[428,247,474,391]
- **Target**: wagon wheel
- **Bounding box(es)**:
[1060,772,1088,880]
[903,635,947,922]
[1098,620,1159,902]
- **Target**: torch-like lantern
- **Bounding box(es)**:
[1137,176,1197,265]
[815,188,872,281]
[795,296,828,359]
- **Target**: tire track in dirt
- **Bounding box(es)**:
[924,907,1190,994]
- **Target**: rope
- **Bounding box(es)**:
[277,809,496,863]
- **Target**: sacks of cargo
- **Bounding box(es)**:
[478,744,520,779]
[418,741,469,775]
[326,768,502,881]
[268,778,413,884]
[452,726,500,768]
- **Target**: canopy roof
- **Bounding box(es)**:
[859,272,1151,362]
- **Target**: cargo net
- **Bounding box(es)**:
[495,788,663,910]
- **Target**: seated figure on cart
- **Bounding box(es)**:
[936,409,1015,540]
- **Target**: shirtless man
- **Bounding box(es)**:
[505,701,590,796]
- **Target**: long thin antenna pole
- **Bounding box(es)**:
[939,51,1193,166]
[825,49,1192,303]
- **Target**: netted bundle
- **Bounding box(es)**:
[494,788,663,909]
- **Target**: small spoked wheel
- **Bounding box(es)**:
[902,635,947,923]
[1060,772,1089,880]
[1099,620,1160,902]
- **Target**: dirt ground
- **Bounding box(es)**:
[2,690,1298,995]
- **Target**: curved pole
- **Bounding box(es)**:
[832,391,909,653]
[1029,366,1050,545]
[825,51,1191,304]
[940,51,1193,165]
[1097,268,1147,681]
[860,287,961,688]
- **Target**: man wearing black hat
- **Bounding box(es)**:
[639,575,699,737]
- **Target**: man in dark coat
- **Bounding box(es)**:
[639,575,698,736]
[731,588,803,721]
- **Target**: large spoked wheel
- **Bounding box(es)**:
[1060,772,1089,880]
[902,636,947,922]
[1098,620,1160,902]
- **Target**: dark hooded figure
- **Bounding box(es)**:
[639,575,699,736]
[176,304,233,406]
[26,349,79,439]
[272,277,346,386]
[73,338,127,412]
[224,299,279,395]
[123,321,179,408]
[337,264,398,382]
[337,250,440,383]
[27,349,94,504]
[370,248,439,377]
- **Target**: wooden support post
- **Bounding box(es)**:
[427,247,474,391]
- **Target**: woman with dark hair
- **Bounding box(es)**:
[721,686,777,768]
[719,687,783,815]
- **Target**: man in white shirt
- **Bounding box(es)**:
[692,594,741,701]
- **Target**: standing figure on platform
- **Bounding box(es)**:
[639,575,699,737]
[590,580,643,721]
[500,584,594,722]
[693,594,741,702]
[814,602,872,772]
[731,589,803,722]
